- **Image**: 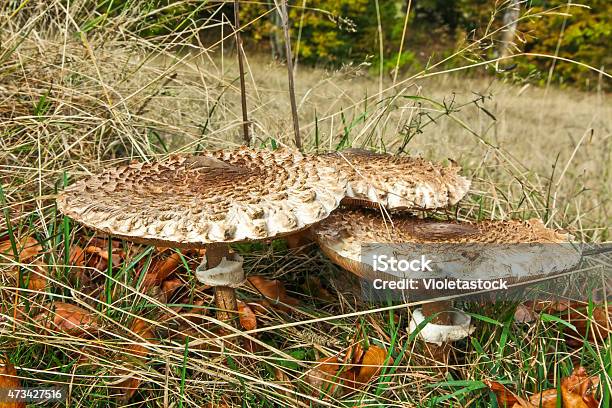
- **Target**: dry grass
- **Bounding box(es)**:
[0,2,610,407]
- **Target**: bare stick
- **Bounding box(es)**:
[499,0,519,61]
[393,0,412,85]
[234,0,250,146]
[277,0,301,150]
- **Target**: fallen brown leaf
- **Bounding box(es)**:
[24,261,47,291]
[486,366,600,408]
[517,301,611,347]
[303,276,336,302]
[0,236,42,263]
[69,245,86,267]
[514,304,536,324]
[0,359,25,408]
[114,318,157,401]
[561,366,600,408]
[565,306,612,346]
[486,380,556,408]
[247,276,299,307]
[304,356,342,395]
[35,302,99,336]
[142,252,182,290]
[160,277,183,301]
[1,237,45,291]
[89,237,122,249]
[530,299,573,313]
[85,245,123,267]
[128,318,156,359]
[113,375,141,402]
[483,380,519,407]
[237,301,257,331]
[354,345,390,385]
[303,344,391,397]
[525,389,558,408]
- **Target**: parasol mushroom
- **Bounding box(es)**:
[57,146,347,322]
[320,148,470,210]
[313,207,581,348]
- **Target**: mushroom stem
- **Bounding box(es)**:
[422,300,453,365]
[206,243,238,323]
[422,300,453,325]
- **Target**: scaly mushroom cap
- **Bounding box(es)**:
[314,208,580,281]
[320,149,470,210]
[57,147,347,247]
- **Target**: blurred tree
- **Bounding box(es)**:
[240,0,402,67]
[36,0,608,89]
[521,0,610,89]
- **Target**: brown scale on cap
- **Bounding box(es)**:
[316,208,570,245]
[57,146,347,247]
[320,149,471,210]
[314,208,577,281]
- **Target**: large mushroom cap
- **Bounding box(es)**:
[58,147,347,247]
[313,208,581,282]
[320,148,470,210]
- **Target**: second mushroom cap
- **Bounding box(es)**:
[320,148,471,210]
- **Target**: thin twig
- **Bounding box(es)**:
[277,0,301,150]
[234,0,250,146]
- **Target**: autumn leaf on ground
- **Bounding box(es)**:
[515,300,611,347]
[515,300,575,324]
[127,318,157,359]
[354,345,390,385]
[485,380,555,407]
[1,236,45,290]
[68,245,86,267]
[0,359,25,408]
[483,380,519,407]
[304,356,342,396]
[237,301,257,331]
[85,245,123,268]
[303,344,391,397]
[302,276,336,302]
[159,277,183,302]
[17,260,47,291]
[35,302,99,336]
[484,366,600,408]
[514,304,537,324]
[142,251,182,290]
[561,366,600,408]
[247,276,299,309]
[0,236,42,263]
[69,241,125,285]
[564,305,612,346]
[113,317,157,401]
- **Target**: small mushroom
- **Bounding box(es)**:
[320,148,471,210]
[57,146,347,323]
[313,208,581,347]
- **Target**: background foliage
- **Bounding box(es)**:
[4,0,609,87]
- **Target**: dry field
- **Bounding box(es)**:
[0,19,610,408]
